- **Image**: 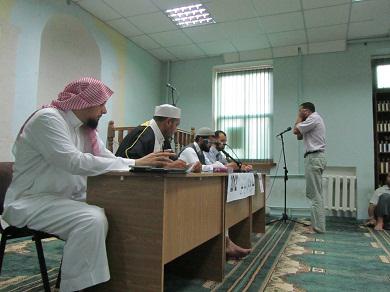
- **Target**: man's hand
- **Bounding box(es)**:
[242,164,253,172]
[164,159,187,169]
[191,161,202,173]
[295,115,303,125]
[135,152,175,167]
[293,114,303,139]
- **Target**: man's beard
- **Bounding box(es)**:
[200,143,210,152]
[85,118,99,129]
[216,143,225,151]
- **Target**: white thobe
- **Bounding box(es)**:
[2,108,135,292]
[178,142,224,172]
[149,118,165,152]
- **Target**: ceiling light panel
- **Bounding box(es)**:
[165,3,215,28]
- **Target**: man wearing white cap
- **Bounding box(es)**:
[2,78,173,292]
[178,127,222,172]
[179,127,252,258]
[116,104,182,159]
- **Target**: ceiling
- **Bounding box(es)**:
[72,0,390,61]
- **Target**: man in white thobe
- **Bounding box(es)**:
[1,77,172,292]
[179,127,251,259]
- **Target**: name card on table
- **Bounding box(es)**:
[227,173,255,203]
[258,174,264,193]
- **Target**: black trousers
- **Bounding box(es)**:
[375,193,390,229]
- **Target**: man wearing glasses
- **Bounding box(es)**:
[178,127,252,258]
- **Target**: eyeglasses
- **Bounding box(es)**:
[203,139,216,145]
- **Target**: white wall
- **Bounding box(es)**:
[0,0,163,161]
[170,40,390,219]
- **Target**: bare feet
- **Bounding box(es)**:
[375,217,384,231]
[303,226,316,234]
[303,226,324,234]
[226,237,251,259]
[364,218,376,227]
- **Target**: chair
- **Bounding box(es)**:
[0,162,60,292]
[107,120,195,154]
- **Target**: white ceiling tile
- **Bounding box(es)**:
[204,0,257,22]
[304,5,350,28]
[131,35,161,50]
[183,23,227,43]
[149,30,193,47]
[268,30,306,47]
[351,0,390,22]
[307,24,347,43]
[148,47,177,60]
[128,12,177,34]
[239,48,273,61]
[252,0,301,16]
[197,40,236,55]
[260,12,304,33]
[348,20,390,39]
[229,34,270,51]
[272,44,308,58]
[221,18,264,38]
[302,0,350,10]
[106,18,143,37]
[151,0,199,10]
[103,0,159,17]
[308,40,346,54]
[223,52,240,63]
[77,0,121,21]
[166,44,206,59]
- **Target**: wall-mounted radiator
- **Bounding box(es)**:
[323,175,357,217]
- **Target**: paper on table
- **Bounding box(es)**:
[258,174,264,193]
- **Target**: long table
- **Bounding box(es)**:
[226,173,266,249]
[87,172,265,291]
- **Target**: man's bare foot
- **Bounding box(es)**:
[226,238,251,259]
[364,219,376,227]
[303,226,324,234]
[303,226,316,234]
[375,217,384,231]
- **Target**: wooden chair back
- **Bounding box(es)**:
[107,120,195,154]
[0,162,13,215]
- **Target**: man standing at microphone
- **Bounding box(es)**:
[293,102,327,234]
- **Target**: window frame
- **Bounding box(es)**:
[212,61,274,162]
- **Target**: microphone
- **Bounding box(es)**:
[222,144,242,170]
[166,83,176,91]
[276,126,292,137]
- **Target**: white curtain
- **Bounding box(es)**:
[215,67,273,161]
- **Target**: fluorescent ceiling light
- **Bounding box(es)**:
[165,3,215,28]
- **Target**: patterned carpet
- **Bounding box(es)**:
[1,218,389,291]
[266,217,390,292]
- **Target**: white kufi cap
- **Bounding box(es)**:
[196,127,215,137]
[154,104,181,119]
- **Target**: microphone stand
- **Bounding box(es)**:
[166,83,176,106]
[170,87,175,106]
[267,132,308,226]
[222,149,242,171]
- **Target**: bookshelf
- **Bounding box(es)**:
[373,59,390,187]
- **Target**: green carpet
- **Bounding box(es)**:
[266,217,390,291]
[1,218,388,291]
[0,238,63,291]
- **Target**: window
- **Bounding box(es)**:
[376,64,390,89]
[214,67,273,161]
